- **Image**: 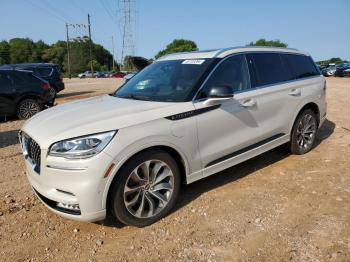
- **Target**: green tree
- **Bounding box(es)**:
[31,40,49,62]
[121,56,135,71]
[42,41,67,66]
[0,41,10,64]
[93,43,113,71]
[0,37,114,75]
[87,59,102,71]
[8,38,36,63]
[155,39,198,59]
[316,57,347,65]
[248,38,288,48]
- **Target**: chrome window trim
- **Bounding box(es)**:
[192,51,321,103]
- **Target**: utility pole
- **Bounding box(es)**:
[111,36,115,71]
[65,23,71,79]
[88,14,93,74]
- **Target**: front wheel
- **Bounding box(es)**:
[110,150,181,227]
[289,109,318,155]
[17,99,42,120]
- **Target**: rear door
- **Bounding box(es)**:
[194,52,295,171]
[0,71,15,115]
[245,52,299,136]
[280,53,323,126]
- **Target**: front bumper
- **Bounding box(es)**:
[22,145,114,222]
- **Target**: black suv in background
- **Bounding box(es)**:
[0,69,54,120]
[334,63,350,77]
[0,63,64,98]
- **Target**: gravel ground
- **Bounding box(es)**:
[0,77,349,262]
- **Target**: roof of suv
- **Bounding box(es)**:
[0,63,59,70]
[157,46,309,61]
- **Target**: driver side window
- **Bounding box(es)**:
[197,54,251,99]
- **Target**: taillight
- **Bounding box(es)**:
[41,83,50,90]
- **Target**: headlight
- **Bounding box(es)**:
[344,69,350,72]
[49,131,116,159]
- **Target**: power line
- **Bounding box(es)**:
[69,0,87,17]
[41,0,75,22]
[99,0,118,24]
[26,0,66,22]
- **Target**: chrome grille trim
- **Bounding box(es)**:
[19,131,41,174]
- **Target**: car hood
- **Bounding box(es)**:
[21,95,194,149]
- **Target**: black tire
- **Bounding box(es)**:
[109,149,181,227]
[17,99,42,120]
[289,109,318,155]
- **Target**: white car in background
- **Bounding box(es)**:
[123,72,136,82]
[78,71,99,78]
[19,46,326,227]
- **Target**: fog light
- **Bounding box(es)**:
[56,202,80,211]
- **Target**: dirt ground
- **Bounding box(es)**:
[0,77,349,262]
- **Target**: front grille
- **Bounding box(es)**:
[20,132,41,173]
[28,138,41,166]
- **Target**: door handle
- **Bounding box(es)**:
[241,99,256,107]
[289,88,301,96]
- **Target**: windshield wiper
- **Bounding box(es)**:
[119,94,153,101]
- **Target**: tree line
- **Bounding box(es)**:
[0,37,347,76]
[0,37,115,75]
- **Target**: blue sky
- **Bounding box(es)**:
[1,0,349,62]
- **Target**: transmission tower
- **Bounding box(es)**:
[119,0,136,68]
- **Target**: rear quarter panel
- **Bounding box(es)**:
[287,75,326,132]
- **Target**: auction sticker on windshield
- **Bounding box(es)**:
[182,59,205,65]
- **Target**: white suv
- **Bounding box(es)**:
[19,47,326,227]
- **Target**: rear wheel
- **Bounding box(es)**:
[17,99,41,120]
[110,150,181,227]
[289,109,318,154]
[48,87,56,100]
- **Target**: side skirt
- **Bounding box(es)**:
[186,134,290,184]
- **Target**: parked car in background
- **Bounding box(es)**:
[0,69,54,119]
[0,63,64,100]
[111,71,127,78]
[78,71,92,78]
[123,72,137,82]
[334,63,350,77]
[99,71,110,78]
[322,66,336,77]
[19,46,326,227]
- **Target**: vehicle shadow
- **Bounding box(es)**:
[56,91,94,99]
[0,129,20,149]
[314,118,335,147]
[98,118,336,228]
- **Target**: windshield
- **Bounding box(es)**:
[114,59,214,102]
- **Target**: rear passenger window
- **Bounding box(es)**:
[248,53,292,87]
[33,67,52,77]
[197,54,251,99]
[282,54,320,79]
[12,72,28,85]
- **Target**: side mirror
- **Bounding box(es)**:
[203,85,234,105]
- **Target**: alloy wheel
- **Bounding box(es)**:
[48,87,56,99]
[123,160,174,219]
[296,113,317,150]
[19,100,40,119]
